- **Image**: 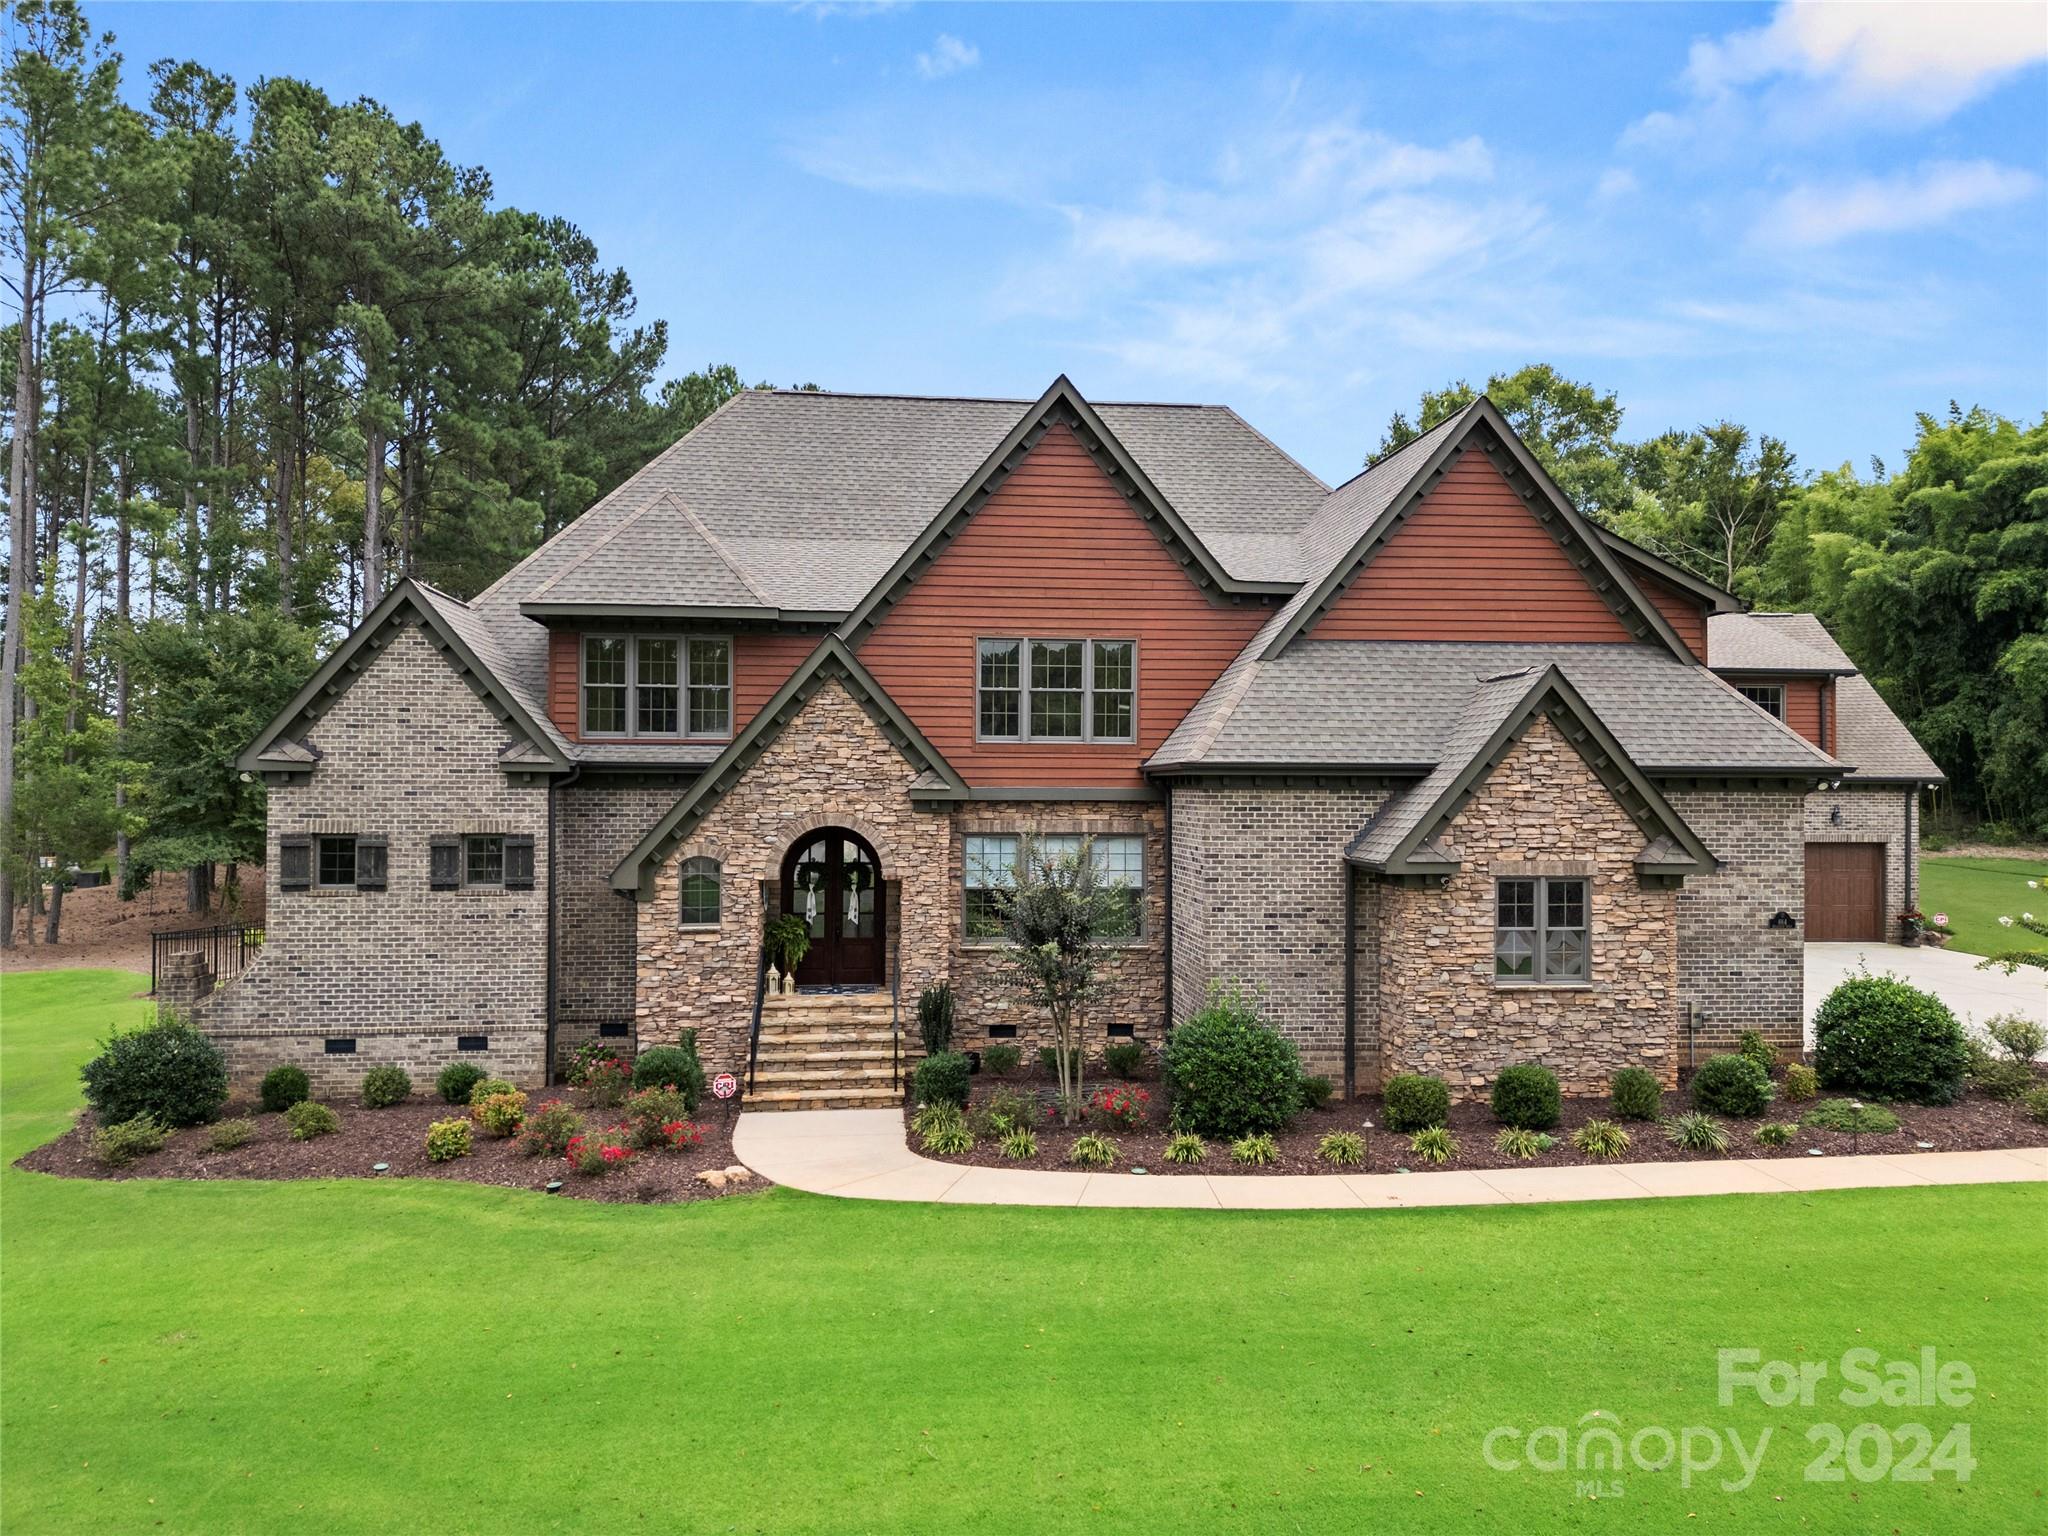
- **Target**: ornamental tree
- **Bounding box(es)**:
[998,834,1127,1125]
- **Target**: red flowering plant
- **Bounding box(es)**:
[621,1085,697,1151]
[660,1120,706,1150]
[515,1099,584,1158]
[565,1126,636,1177]
[581,1056,634,1109]
[1086,1084,1150,1130]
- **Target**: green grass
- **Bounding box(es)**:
[4,971,2044,1533]
[1920,853,2048,956]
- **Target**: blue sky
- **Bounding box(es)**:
[102,1,2048,484]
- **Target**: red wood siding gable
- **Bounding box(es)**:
[856,422,1271,788]
[1631,569,1710,662]
[1722,673,1829,750]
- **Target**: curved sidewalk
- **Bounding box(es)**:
[733,1109,2048,1210]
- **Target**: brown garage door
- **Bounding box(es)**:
[1805,843,1885,941]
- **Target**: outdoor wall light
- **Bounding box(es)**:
[1830,806,1843,826]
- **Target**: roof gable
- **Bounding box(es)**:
[610,636,968,898]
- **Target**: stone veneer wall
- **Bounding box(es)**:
[1663,784,1806,1061]
[1803,782,1915,923]
[635,679,953,1076]
[1166,784,1389,1082]
[949,801,1168,1055]
[552,779,679,1063]
[193,622,549,1093]
[1374,718,1678,1097]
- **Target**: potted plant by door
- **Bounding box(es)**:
[766,915,811,990]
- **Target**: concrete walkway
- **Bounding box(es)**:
[733,1109,2046,1210]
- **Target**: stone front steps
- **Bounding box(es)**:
[746,991,914,1112]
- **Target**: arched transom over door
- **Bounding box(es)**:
[779,828,885,988]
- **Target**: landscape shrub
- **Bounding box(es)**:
[1101,1040,1145,1080]
[633,1037,705,1107]
[207,1117,255,1152]
[359,1065,412,1109]
[1782,1063,1819,1102]
[285,1100,340,1141]
[1571,1120,1629,1159]
[260,1065,312,1114]
[1690,1054,1773,1118]
[971,1086,1040,1138]
[467,1077,517,1106]
[563,1040,620,1086]
[1971,1058,2035,1101]
[1665,1112,1729,1154]
[917,985,955,1057]
[1754,1122,1794,1148]
[1161,984,1303,1138]
[1812,975,1968,1105]
[471,1090,528,1139]
[2024,1087,2048,1125]
[424,1118,473,1162]
[999,1127,1038,1160]
[1163,1132,1207,1165]
[1317,1130,1366,1166]
[1382,1074,1450,1132]
[436,1062,486,1106]
[1407,1126,1457,1165]
[913,1051,972,1109]
[1037,1045,1082,1080]
[1490,1064,1561,1130]
[1738,1030,1776,1072]
[1067,1133,1118,1167]
[1493,1127,1552,1160]
[80,1017,229,1128]
[1299,1075,1334,1112]
[583,1055,634,1108]
[982,1044,1021,1077]
[516,1100,584,1157]
[1801,1099,1900,1135]
[658,1120,706,1150]
[920,1116,973,1156]
[911,1102,962,1138]
[1609,1067,1662,1121]
[1986,1013,2046,1064]
[1230,1132,1279,1166]
[92,1115,169,1167]
[565,1127,634,1176]
[620,1086,694,1150]
[1086,1084,1149,1130]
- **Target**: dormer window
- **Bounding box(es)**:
[977,637,1136,743]
[1737,684,1784,720]
[582,635,731,738]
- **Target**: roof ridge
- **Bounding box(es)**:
[669,494,774,607]
[526,490,669,602]
[762,387,1225,409]
[1212,404,1331,493]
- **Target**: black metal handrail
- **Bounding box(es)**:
[150,924,263,994]
[890,920,902,1089]
[745,935,771,1097]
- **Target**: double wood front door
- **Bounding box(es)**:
[780,829,884,988]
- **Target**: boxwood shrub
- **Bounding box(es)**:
[913,1051,972,1109]
[1812,975,1969,1105]
[633,1034,706,1109]
[1690,1053,1774,1118]
[359,1065,412,1109]
[1490,1064,1561,1130]
[436,1061,486,1105]
[1609,1066,1662,1121]
[1382,1073,1450,1132]
[80,1017,229,1128]
[1161,983,1303,1137]
[260,1064,311,1114]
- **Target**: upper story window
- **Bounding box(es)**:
[583,635,731,738]
[1737,684,1784,720]
[976,638,1135,743]
[1495,877,1587,984]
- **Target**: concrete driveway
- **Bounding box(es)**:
[1805,942,2047,1046]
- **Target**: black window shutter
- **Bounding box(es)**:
[355,836,388,891]
[504,834,535,891]
[429,837,461,890]
[279,836,312,891]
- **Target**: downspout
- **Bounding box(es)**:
[1160,788,1174,1039]
[544,763,583,1086]
[1905,785,1917,911]
[1342,866,1357,1101]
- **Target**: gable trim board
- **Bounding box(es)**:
[1600,532,1742,615]
[610,635,970,898]
[1345,665,1717,882]
[1262,400,1693,663]
[238,579,572,782]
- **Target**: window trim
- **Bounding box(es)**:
[1736,683,1785,720]
[464,834,506,889]
[677,856,722,929]
[1494,875,1591,986]
[974,636,1138,745]
[960,831,1147,945]
[315,835,358,890]
[580,632,733,740]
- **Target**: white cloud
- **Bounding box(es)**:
[1060,208,1226,267]
[915,34,980,81]
[1758,159,2040,246]
[1594,167,1639,201]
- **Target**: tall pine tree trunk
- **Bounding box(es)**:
[65,442,95,735]
[364,417,385,601]
[115,457,131,895]
[1,248,38,949]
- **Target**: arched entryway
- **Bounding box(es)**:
[780,827,886,988]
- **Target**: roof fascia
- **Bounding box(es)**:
[1602,532,1743,614]
[520,601,845,625]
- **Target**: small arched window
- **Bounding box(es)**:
[679,857,721,928]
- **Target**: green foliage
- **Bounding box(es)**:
[1801,1099,1901,1135]
[1493,1126,1552,1160]
[920,1115,973,1156]
[999,836,1129,1119]
[1754,1122,1795,1148]
[516,1100,583,1157]
[2023,1087,2048,1125]
[982,1044,1021,1077]
[1067,1133,1118,1168]
[1229,1132,1278,1166]
[206,1117,255,1152]
[1782,1063,1819,1103]
[467,1077,516,1106]
[1690,1054,1774,1118]
[1490,1064,1561,1130]
[1317,1130,1366,1166]
[359,1066,411,1109]
[260,1064,311,1114]
[1985,1014,2047,1063]
[1163,1131,1207,1165]
[999,1127,1037,1161]
[971,1086,1041,1138]
[910,1102,962,1138]
[92,1114,169,1167]
[284,1100,340,1141]
[424,1118,473,1162]
[1161,981,1303,1138]
[1298,1074,1334,1111]
[1738,1030,1776,1071]
[1665,1113,1730,1154]
[764,915,811,975]
[1382,1074,1450,1132]
[79,1016,228,1128]
[1037,1046,1081,1079]
[471,1090,527,1139]
[1812,975,1969,1105]
[1101,1040,1145,1080]
[618,1085,693,1151]
[1609,1067,1663,1121]
[916,985,955,1057]
[1571,1120,1630,1159]
[1407,1127,1457,1165]
[436,1062,486,1106]
[913,1051,971,1110]
[1971,1058,2036,1101]
[632,1037,705,1108]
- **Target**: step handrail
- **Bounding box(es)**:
[890,924,902,1090]
[745,923,770,1097]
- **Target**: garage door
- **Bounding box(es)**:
[1805,843,1885,941]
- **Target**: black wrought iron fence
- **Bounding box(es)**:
[150,925,264,994]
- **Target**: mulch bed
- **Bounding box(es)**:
[911,1067,2047,1176]
[16,1088,762,1205]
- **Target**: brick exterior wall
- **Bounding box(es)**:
[193,622,550,1093]
[1665,784,1806,1061]
[1804,782,1916,923]
[552,779,678,1063]
[1373,718,1679,1098]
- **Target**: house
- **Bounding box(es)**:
[194,377,1944,1104]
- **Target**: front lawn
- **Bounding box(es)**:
[1920,852,2048,957]
[3,971,2043,1533]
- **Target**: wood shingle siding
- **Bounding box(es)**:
[1310,453,1638,644]
[1633,570,1709,662]
[856,423,1269,789]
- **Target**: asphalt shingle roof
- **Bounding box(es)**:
[1832,673,1946,782]
[1347,667,1541,865]
[1707,612,1856,673]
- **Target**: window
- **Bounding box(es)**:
[962,833,1144,940]
[1738,684,1784,720]
[583,634,731,738]
[679,857,721,927]
[465,835,505,887]
[1495,877,1588,983]
[976,636,1136,743]
[963,834,1018,938]
[316,836,357,889]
